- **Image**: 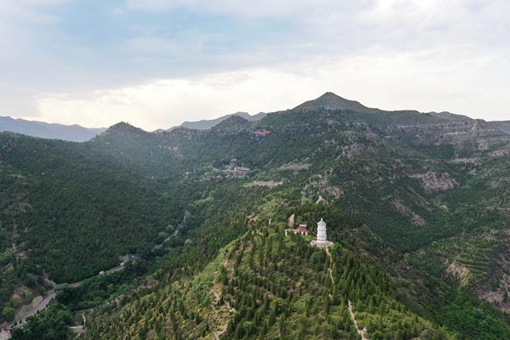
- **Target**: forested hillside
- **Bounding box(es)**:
[0,132,190,321]
[85,203,510,340]
[2,93,510,339]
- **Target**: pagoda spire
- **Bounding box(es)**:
[317,218,327,245]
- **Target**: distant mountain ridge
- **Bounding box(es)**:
[154,92,505,136]
[428,111,472,122]
[489,121,510,135]
[177,111,267,130]
[292,92,476,123]
[1,92,503,141]
[0,116,106,142]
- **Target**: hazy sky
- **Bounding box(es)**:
[0,0,509,130]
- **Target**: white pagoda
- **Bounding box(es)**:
[311,218,333,248]
[317,218,327,245]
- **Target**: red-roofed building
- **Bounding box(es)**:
[298,224,308,235]
[253,129,270,137]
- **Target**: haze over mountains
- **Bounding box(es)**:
[0,116,106,142]
[1,93,509,141]
[179,111,268,130]
[489,121,510,135]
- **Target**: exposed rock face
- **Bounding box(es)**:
[475,232,510,312]
[432,229,510,313]
[279,162,311,172]
[428,111,472,122]
[446,261,471,286]
[381,119,510,157]
[338,142,377,159]
[392,199,426,226]
[411,172,458,193]
[477,274,510,312]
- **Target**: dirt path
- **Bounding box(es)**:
[325,248,335,286]
[325,248,367,339]
[70,313,87,335]
[348,300,369,340]
[324,247,336,299]
[153,210,189,251]
[211,255,237,340]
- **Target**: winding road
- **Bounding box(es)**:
[1,210,189,337]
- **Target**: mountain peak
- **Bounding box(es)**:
[211,115,251,133]
[320,91,342,98]
[97,122,147,139]
[108,122,142,132]
[293,92,376,113]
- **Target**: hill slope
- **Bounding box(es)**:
[2,93,510,339]
[85,203,510,340]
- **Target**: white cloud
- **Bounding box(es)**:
[32,47,510,130]
[125,0,347,18]
[3,0,510,126]
[122,0,510,66]
[128,34,223,59]
[0,0,67,23]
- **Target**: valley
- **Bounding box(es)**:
[1,93,510,339]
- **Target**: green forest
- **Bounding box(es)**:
[1,102,510,339]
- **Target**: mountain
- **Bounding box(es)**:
[489,121,510,135]
[179,111,267,130]
[293,92,380,113]
[0,116,106,142]
[86,205,481,340]
[428,111,472,122]
[3,92,510,339]
[294,93,477,124]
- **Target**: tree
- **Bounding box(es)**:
[2,305,15,322]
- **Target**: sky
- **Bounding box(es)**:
[0,0,509,130]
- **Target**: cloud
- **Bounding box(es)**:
[360,0,510,42]
[34,70,305,130]
[32,47,510,130]
[0,0,68,23]
[128,34,225,60]
[2,0,510,127]
[125,0,346,18]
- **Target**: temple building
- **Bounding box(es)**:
[284,223,308,236]
[298,224,308,235]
